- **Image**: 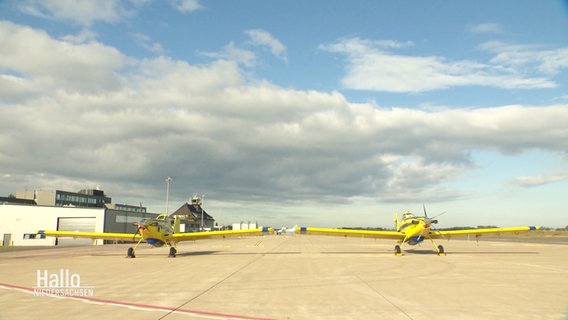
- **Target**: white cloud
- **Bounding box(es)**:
[201,42,257,67]
[1,22,568,214]
[379,156,470,202]
[467,23,505,34]
[321,37,558,92]
[0,21,127,99]
[201,30,287,67]
[376,40,414,49]
[245,29,287,62]
[132,33,165,54]
[171,0,203,13]
[480,41,568,76]
[60,29,99,44]
[511,174,568,187]
[18,0,130,26]
[129,0,153,5]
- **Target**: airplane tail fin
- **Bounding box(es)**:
[394,213,399,231]
[173,215,181,234]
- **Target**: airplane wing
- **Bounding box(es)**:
[430,226,540,239]
[169,227,274,242]
[295,226,404,240]
[37,228,274,242]
[37,230,142,241]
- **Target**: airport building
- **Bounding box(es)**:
[1,189,219,247]
[232,221,260,230]
[16,188,113,208]
[1,188,156,246]
[0,196,36,206]
[1,205,106,246]
[170,194,215,231]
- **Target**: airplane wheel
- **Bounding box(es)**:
[394,245,401,255]
[127,247,135,258]
[169,247,177,258]
[437,245,444,255]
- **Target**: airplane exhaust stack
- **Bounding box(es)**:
[173,215,181,234]
[394,213,399,231]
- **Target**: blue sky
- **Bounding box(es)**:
[1,0,567,228]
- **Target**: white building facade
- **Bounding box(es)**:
[0,205,105,246]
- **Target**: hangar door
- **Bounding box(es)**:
[56,217,96,246]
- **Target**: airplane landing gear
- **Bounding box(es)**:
[127,236,144,258]
[168,247,177,258]
[429,238,446,256]
[394,244,402,256]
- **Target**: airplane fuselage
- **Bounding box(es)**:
[397,215,432,246]
[137,218,173,247]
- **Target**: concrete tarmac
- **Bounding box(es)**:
[1,235,567,320]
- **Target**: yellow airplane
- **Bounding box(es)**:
[295,208,539,256]
[36,214,274,258]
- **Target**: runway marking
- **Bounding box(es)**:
[353,275,414,320]
[160,249,273,319]
[247,240,264,247]
[0,282,273,320]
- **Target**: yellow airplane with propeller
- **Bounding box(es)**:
[36,214,273,258]
[295,206,539,256]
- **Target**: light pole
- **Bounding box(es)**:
[165,176,172,215]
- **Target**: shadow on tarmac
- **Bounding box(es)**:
[405,249,539,255]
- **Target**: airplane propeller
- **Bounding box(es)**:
[422,204,445,228]
[132,220,145,240]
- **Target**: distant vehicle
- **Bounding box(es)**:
[35,214,273,258]
[296,206,539,255]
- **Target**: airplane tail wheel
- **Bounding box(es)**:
[394,245,402,255]
[437,245,444,254]
[169,247,177,258]
[127,247,135,258]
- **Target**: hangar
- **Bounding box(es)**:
[0,189,221,247]
[0,205,105,246]
[0,188,157,247]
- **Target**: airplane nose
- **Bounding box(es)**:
[423,219,438,229]
[132,220,147,228]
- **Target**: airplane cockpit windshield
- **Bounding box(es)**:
[402,212,414,219]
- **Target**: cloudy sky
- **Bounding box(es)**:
[1,0,567,228]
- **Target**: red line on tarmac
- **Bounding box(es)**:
[0,282,273,320]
